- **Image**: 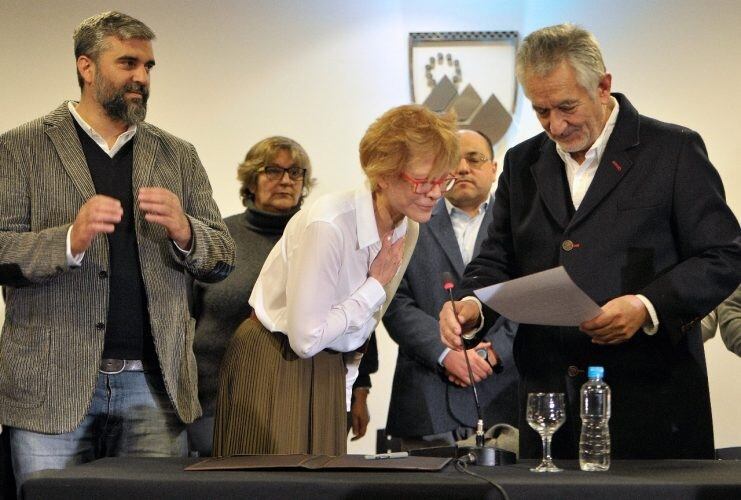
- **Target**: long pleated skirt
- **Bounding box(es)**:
[212,317,346,457]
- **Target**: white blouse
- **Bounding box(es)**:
[250,181,407,406]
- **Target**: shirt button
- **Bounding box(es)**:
[95,322,105,330]
[99,270,108,279]
[562,240,574,251]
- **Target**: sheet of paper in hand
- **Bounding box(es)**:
[474,266,602,326]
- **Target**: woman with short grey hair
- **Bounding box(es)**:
[188,136,314,456]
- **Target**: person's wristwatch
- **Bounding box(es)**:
[475,348,488,363]
[475,347,504,374]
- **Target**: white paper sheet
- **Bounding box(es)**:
[473,266,603,326]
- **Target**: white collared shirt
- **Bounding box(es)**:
[555,97,657,333]
[67,101,137,158]
[250,181,407,407]
[555,96,619,210]
[444,198,489,266]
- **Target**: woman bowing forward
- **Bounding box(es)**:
[214,105,459,456]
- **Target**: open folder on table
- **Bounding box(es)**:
[473,266,602,326]
[185,454,451,472]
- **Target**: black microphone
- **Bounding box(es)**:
[442,272,485,447]
[408,273,516,467]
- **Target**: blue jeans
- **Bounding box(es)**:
[9,370,187,490]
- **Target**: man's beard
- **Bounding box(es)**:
[94,72,149,125]
[547,129,590,155]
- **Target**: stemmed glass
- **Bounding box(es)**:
[526,392,566,472]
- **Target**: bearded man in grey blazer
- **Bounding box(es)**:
[0,11,234,488]
[384,130,518,450]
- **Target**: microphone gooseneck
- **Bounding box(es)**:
[442,273,485,447]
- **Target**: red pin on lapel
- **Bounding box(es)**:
[611,160,623,172]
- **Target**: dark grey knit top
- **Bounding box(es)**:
[192,202,297,416]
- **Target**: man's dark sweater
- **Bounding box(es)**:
[74,122,154,362]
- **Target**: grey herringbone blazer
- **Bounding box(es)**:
[0,103,235,433]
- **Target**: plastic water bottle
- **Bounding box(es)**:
[579,366,611,471]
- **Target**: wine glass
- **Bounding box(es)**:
[526,392,566,472]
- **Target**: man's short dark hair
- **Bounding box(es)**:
[73,11,156,88]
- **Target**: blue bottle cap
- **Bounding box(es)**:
[587,366,604,379]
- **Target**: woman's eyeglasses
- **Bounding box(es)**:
[399,172,457,194]
[259,164,306,181]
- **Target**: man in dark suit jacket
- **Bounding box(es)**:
[384,130,518,450]
[0,12,234,489]
[440,24,740,460]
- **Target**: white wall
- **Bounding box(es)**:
[0,0,738,453]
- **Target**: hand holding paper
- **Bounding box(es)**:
[580,295,648,344]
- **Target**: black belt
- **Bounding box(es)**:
[99,358,157,374]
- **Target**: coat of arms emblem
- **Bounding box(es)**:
[409,31,519,148]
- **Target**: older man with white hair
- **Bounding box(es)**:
[440,23,740,460]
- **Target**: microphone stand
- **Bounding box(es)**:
[425,273,516,466]
[449,292,487,448]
